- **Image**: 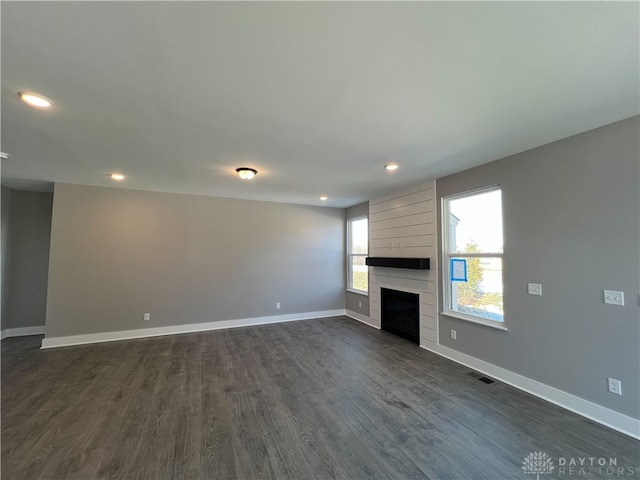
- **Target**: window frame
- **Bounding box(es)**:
[347,215,369,295]
[442,186,506,330]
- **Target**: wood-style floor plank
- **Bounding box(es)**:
[2,317,638,479]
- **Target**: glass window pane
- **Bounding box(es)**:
[350,218,368,254]
[450,257,503,322]
[449,189,502,253]
[351,256,368,291]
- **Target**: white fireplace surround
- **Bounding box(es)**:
[369,266,437,348]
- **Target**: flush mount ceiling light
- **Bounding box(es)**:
[110,173,125,181]
[385,163,399,171]
[319,195,328,201]
[18,91,53,109]
[236,167,257,180]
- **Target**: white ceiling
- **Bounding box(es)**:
[2,2,638,208]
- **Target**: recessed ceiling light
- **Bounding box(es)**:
[110,173,125,181]
[385,163,399,171]
[319,195,328,201]
[236,167,257,180]
[18,91,52,109]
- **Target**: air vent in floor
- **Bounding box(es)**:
[467,371,496,384]
[478,377,495,384]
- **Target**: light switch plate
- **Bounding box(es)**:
[604,290,624,306]
[527,283,542,296]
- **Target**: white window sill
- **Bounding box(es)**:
[441,310,508,331]
[346,289,369,297]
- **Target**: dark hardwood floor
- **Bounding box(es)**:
[2,316,638,479]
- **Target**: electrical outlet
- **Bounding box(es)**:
[450,329,457,340]
[358,301,362,308]
[144,313,150,321]
[276,302,280,309]
[604,290,624,306]
[608,378,622,395]
[527,283,542,296]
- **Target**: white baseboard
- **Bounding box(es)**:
[422,343,640,440]
[41,310,345,349]
[1,326,46,339]
[345,310,379,329]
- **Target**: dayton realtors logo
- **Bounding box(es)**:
[522,452,638,478]
[522,451,555,479]
[556,456,636,477]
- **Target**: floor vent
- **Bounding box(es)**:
[467,371,495,384]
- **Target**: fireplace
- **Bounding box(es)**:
[381,288,419,344]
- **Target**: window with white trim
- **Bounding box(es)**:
[347,216,368,293]
[443,187,504,328]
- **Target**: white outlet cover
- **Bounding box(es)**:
[604,290,624,306]
[527,283,542,296]
[450,329,457,340]
[608,377,622,395]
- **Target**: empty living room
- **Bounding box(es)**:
[1,2,639,479]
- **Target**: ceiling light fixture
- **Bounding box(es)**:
[236,167,257,180]
[110,173,125,181]
[18,91,52,109]
[385,163,399,171]
[319,195,328,201]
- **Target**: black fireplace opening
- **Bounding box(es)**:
[381,288,419,344]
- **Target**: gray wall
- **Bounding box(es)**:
[45,184,345,338]
[345,202,370,317]
[436,116,639,418]
[2,187,53,330]
[1,186,14,331]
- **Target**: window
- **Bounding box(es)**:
[443,187,505,329]
[347,216,368,293]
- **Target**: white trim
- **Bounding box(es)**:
[347,214,368,292]
[446,252,503,259]
[443,184,502,202]
[41,310,345,349]
[345,310,379,329]
[442,186,505,331]
[346,289,368,296]
[441,311,508,331]
[1,326,46,338]
[422,343,640,440]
